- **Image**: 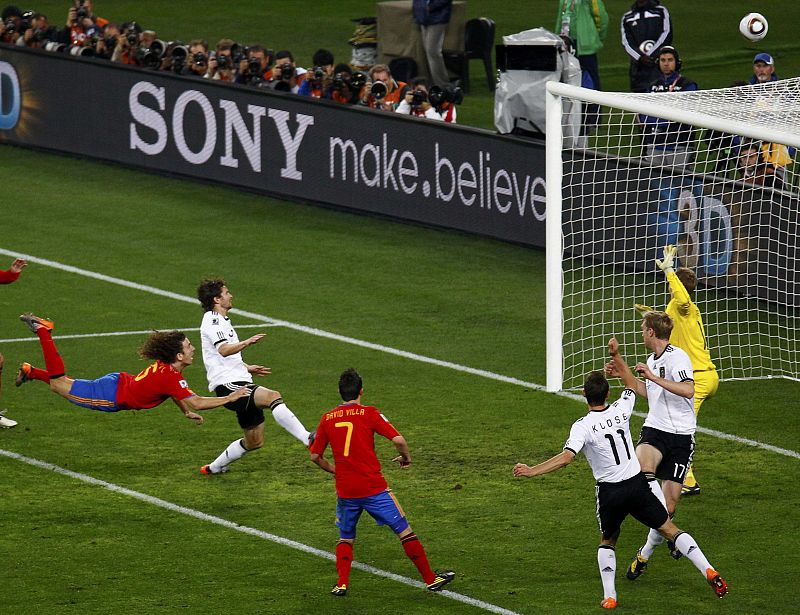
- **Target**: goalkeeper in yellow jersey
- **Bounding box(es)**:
[635,245,718,496]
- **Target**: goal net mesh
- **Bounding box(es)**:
[555,78,799,390]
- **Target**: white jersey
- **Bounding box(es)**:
[199,310,251,391]
[564,389,641,483]
[642,344,696,435]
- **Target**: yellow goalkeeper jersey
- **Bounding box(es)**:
[666,271,716,372]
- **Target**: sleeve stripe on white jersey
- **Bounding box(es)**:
[564,446,578,455]
[213,338,226,347]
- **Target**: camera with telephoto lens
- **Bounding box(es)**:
[331,72,350,91]
[125,24,138,46]
[428,84,464,107]
[135,46,157,67]
[278,62,294,80]
[76,1,89,20]
[216,53,231,70]
[192,51,207,66]
[170,45,189,72]
[350,71,367,91]
[247,56,262,75]
[311,66,325,82]
[44,40,66,52]
[411,89,427,107]
[31,27,47,42]
[18,10,33,33]
[370,80,387,100]
[69,44,94,57]
[3,19,16,34]
[230,43,246,65]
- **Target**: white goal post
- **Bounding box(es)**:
[545,78,800,392]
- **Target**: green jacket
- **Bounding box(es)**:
[555,0,609,56]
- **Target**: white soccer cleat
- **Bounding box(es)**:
[0,409,18,428]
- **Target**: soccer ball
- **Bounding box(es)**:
[739,13,768,41]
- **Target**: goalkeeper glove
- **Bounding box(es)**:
[655,244,677,275]
[634,303,653,316]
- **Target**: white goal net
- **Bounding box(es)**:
[545,78,800,391]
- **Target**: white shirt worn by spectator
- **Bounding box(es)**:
[395,99,443,120]
[564,388,640,483]
[642,344,696,435]
[200,310,251,391]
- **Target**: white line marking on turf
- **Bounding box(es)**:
[0,323,276,344]
[1,248,797,460]
[0,448,522,615]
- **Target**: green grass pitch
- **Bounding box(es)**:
[0,143,797,615]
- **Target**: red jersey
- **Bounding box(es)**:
[0,269,21,284]
[116,361,195,410]
[310,403,400,498]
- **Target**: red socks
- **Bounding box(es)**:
[335,541,353,587]
[36,328,65,379]
[27,365,51,383]
[401,533,436,585]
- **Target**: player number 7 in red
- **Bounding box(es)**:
[335,421,354,457]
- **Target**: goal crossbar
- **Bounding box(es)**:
[547,80,800,149]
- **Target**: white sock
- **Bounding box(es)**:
[271,402,311,444]
[597,545,617,601]
[640,477,667,559]
[675,532,713,576]
[209,438,248,472]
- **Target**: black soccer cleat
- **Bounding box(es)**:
[426,571,455,592]
[330,584,347,596]
[627,552,648,580]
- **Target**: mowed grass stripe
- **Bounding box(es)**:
[0,447,522,615]
[1,247,797,461]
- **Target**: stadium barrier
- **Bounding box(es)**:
[0,45,547,247]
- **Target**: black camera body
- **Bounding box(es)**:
[331,72,350,91]
[247,57,262,75]
[411,89,427,107]
[192,51,207,66]
[216,54,231,70]
[428,84,464,108]
[76,1,89,20]
[278,63,294,80]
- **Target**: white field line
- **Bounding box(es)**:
[0,323,275,344]
[0,448,522,615]
[1,247,797,462]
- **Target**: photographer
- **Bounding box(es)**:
[269,50,305,93]
[110,21,142,65]
[90,22,119,59]
[328,64,366,105]
[360,64,408,111]
[19,12,58,48]
[298,49,334,98]
[63,0,108,47]
[207,38,238,81]
[1,6,22,45]
[428,83,462,124]
[395,77,443,120]
[236,44,273,86]
[180,39,210,79]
